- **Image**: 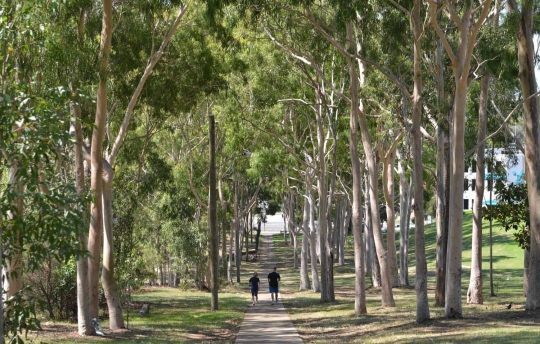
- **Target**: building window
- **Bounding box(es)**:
[471,179,476,191]
[464,199,469,210]
[472,160,477,172]
[464,179,469,191]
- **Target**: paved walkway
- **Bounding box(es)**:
[235,234,303,344]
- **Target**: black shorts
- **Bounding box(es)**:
[251,288,258,296]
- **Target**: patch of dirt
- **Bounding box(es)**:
[31,324,153,342]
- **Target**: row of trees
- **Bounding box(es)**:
[205,0,539,323]
[2,0,540,341]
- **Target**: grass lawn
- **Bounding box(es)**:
[27,212,540,343]
[272,211,540,343]
[30,253,263,343]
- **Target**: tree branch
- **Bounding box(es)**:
[108,5,188,166]
[237,178,264,219]
[426,0,459,65]
[464,93,538,157]
[448,3,464,30]
[303,8,413,99]
[388,0,410,16]
[490,100,525,154]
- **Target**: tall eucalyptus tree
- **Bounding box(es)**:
[427,0,492,318]
[507,0,540,310]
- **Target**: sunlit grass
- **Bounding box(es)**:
[32,247,265,343]
[272,212,540,343]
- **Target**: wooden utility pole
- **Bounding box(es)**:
[209,114,218,310]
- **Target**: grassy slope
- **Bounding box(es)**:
[272,211,540,343]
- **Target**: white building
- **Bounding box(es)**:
[463,148,524,210]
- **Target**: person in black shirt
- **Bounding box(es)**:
[267,266,280,305]
[248,272,260,306]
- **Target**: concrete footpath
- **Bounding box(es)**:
[235,234,303,344]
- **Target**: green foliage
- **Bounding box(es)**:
[1,86,88,264]
[0,83,89,337]
[484,182,529,250]
[4,287,43,344]
[26,259,78,321]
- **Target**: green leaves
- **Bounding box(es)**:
[484,182,529,250]
[1,84,89,336]
[4,287,43,344]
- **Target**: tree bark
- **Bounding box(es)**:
[300,197,311,290]
[326,113,339,298]
[218,179,228,274]
[72,103,94,335]
[357,59,395,307]
[4,166,23,303]
[428,0,492,317]
[208,114,218,311]
[397,148,410,287]
[338,197,350,266]
[365,174,381,287]
[227,221,233,285]
[435,125,451,307]
[315,95,333,302]
[292,231,299,268]
[102,164,124,328]
[245,213,250,262]
[434,38,449,307]
[411,0,429,322]
[88,0,113,319]
[524,248,530,297]
[234,180,241,283]
[507,0,540,310]
[467,74,489,305]
[72,11,95,334]
[347,21,367,315]
[306,172,321,292]
[381,135,399,288]
[255,220,261,253]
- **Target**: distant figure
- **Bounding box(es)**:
[249,272,260,306]
[267,266,280,305]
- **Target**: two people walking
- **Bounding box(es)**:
[249,266,280,306]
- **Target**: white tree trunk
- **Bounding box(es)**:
[102,167,124,329]
[382,137,399,288]
[428,0,492,317]
[365,174,380,287]
[315,97,333,302]
[434,38,449,307]
[88,0,113,319]
[358,78,395,306]
[338,198,350,266]
[72,104,94,335]
[397,148,410,287]
[348,21,367,315]
[227,221,234,285]
[4,167,23,303]
[306,173,321,292]
[507,0,540,310]
[411,0,429,322]
[300,196,311,290]
[467,73,489,305]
